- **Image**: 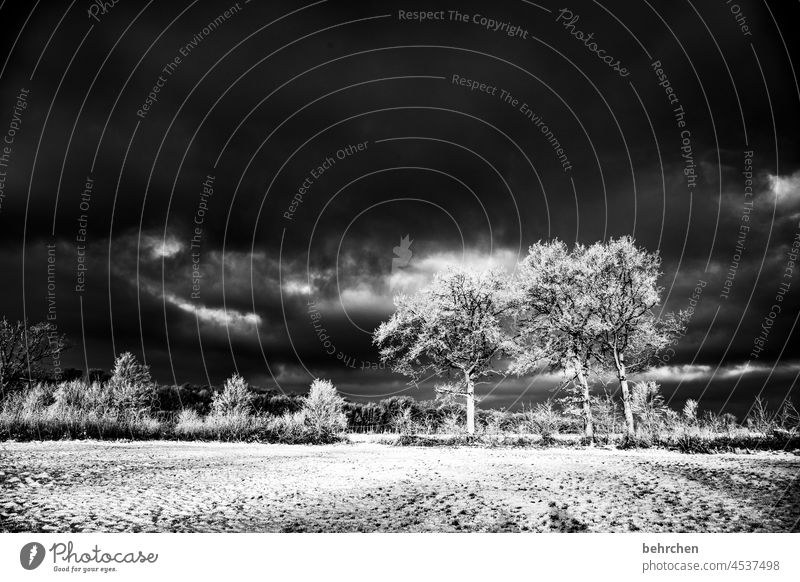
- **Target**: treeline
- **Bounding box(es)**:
[0,353,347,444]
[1,351,798,452]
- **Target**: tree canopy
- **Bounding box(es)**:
[583,237,687,436]
[374,237,685,437]
[510,240,606,439]
[373,265,514,434]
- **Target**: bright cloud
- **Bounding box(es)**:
[638,364,715,382]
[164,292,262,329]
[768,171,800,205]
[636,361,800,383]
[311,247,522,314]
[282,279,312,296]
[140,234,184,259]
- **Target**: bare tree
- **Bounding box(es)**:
[0,317,67,392]
[373,265,513,434]
[510,240,603,441]
[584,237,687,438]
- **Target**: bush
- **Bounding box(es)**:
[173,409,205,437]
[173,388,348,444]
[673,432,712,454]
[108,352,157,416]
[592,392,622,438]
[439,410,465,435]
[302,379,347,441]
[522,400,561,441]
[746,397,776,435]
[211,374,253,416]
[390,406,415,434]
[53,380,113,416]
[174,376,267,441]
[631,381,666,434]
[480,409,507,435]
[682,398,699,424]
[777,400,799,434]
[267,411,312,444]
[18,383,55,415]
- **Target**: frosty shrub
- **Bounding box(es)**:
[19,383,55,416]
[267,411,310,444]
[746,397,776,435]
[211,374,254,416]
[440,410,464,435]
[523,400,562,441]
[52,380,113,416]
[391,406,415,435]
[591,393,622,437]
[174,409,205,437]
[174,408,268,441]
[682,398,699,425]
[481,409,507,435]
[631,381,666,433]
[0,383,51,420]
[108,352,156,415]
[777,400,799,434]
[302,378,346,441]
[0,378,164,440]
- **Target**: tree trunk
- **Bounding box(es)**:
[617,352,635,438]
[464,372,475,435]
[575,365,594,442]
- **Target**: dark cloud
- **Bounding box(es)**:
[0,0,798,418]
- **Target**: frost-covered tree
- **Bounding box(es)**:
[510,240,603,440]
[108,352,156,414]
[373,265,513,434]
[211,373,254,416]
[303,378,347,439]
[584,237,687,438]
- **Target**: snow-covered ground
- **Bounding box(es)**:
[1,441,798,532]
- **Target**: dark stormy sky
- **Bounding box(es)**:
[0,0,798,417]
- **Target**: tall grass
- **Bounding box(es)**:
[0,381,163,440]
[349,382,800,452]
[1,380,348,444]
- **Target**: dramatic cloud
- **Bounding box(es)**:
[0,0,797,416]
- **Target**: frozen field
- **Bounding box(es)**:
[1,441,798,533]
